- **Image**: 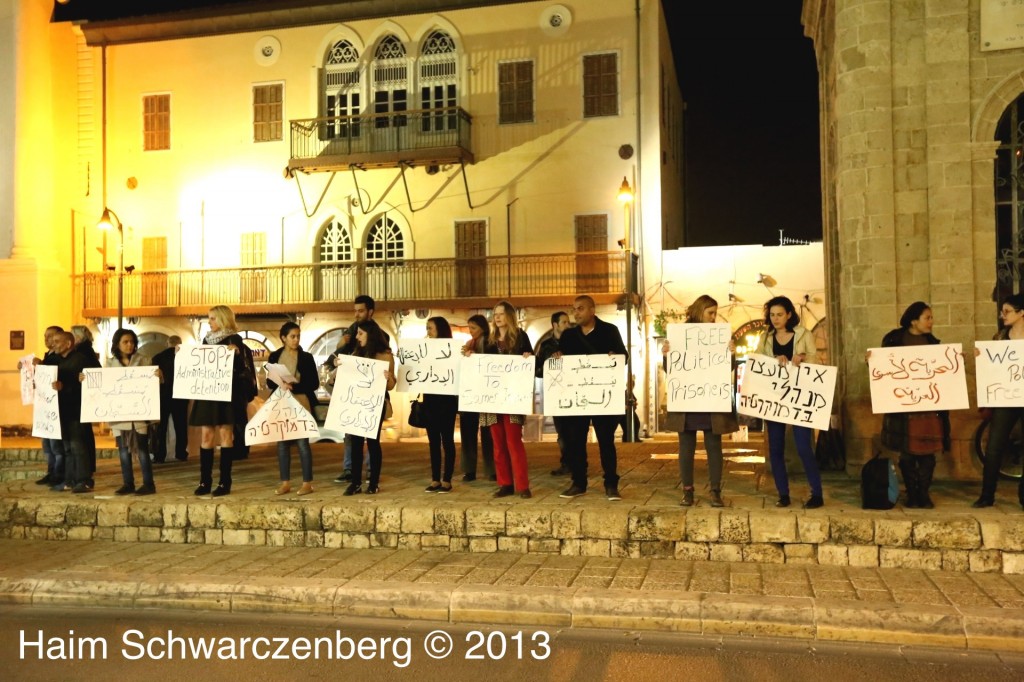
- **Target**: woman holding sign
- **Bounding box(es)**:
[459,314,495,482]
[663,295,737,507]
[190,305,257,497]
[878,301,949,509]
[756,296,824,509]
[107,329,158,496]
[973,294,1024,508]
[423,316,459,494]
[343,319,396,495]
[481,301,534,499]
[267,322,319,496]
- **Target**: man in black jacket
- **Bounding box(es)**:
[52,332,99,493]
[535,311,571,476]
[151,336,189,462]
[557,296,627,501]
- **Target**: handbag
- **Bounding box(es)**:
[408,396,428,428]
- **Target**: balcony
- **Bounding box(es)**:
[289,107,473,173]
[72,251,637,318]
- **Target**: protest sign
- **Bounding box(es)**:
[665,323,733,412]
[173,344,234,401]
[975,340,1024,407]
[457,354,535,415]
[19,354,35,406]
[31,365,61,439]
[324,354,390,439]
[80,366,161,423]
[867,343,969,413]
[245,387,320,445]
[543,354,625,416]
[395,339,459,395]
[737,353,837,431]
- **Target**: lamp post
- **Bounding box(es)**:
[97,207,124,329]
[617,177,636,442]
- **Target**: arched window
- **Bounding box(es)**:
[372,35,408,129]
[365,216,405,265]
[323,40,361,139]
[420,30,458,132]
[996,93,1024,297]
[317,219,353,263]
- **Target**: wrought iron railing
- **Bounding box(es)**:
[72,251,633,315]
[289,107,472,164]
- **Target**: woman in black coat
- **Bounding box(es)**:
[422,316,459,493]
[267,321,320,496]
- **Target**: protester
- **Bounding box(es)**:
[107,329,158,495]
[342,319,395,496]
[423,316,459,494]
[151,336,189,462]
[535,311,571,476]
[459,314,495,482]
[267,322,319,496]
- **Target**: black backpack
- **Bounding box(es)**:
[861,452,898,510]
[815,428,847,471]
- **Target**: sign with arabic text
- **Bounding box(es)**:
[666,323,733,412]
[31,365,61,440]
[324,354,389,439]
[543,354,626,416]
[246,387,320,445]
[395,338,459,395]
[975,340,1024,407]
[457,354,535,415]
[737,353,837,431]
[80,366,161,423]
[19,354,35,405]
[867,343,968,413]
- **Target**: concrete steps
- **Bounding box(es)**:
[1,441,1022,574]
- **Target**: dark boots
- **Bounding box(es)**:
[900,454,936,509]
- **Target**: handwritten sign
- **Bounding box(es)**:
[543,354,625,416]
[245,387,320,445]
[395,339,459,396]
[19,354,35,405]
[975,340,1024,407]
[737,353,837,431]
[666,323,733,412]
[324,354,389,439]
[172,345,234,402]
[31,365,61,439]
[867,343,969,413]
[80,366,160,423]
[457,354,535,415]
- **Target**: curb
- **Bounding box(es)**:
[2,572,1023,653]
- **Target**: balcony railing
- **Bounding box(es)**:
[72,251,635,317]
[289,107,473,171]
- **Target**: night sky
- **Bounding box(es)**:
[664,1,822,247]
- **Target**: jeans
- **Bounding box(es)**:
[43,438,65,482]
[766,421,822,498]
[116,430,153,489]
[565,414,620,490]
[678,430,724,490]
[460,412,495,478]
[278,438,313,483]
[60,421,89,488]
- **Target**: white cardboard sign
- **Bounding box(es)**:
[975,340,1024,407]
[245,387,320,445]
[31,365,61,440]
[867,343,969,413]
[172,344,234,402]
[395,339,460,396]
[324,354,390,439]
[457,354,535,416]
[737,353,838,431]
[665,323,733,412]
[543,354,626,416]
[19,354,35,406]
[80,366,161,423]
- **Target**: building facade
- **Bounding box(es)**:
[0,0,684,430]
[803,0,1024,477]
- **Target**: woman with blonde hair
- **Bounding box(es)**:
[663,295,737,507]
[189,305,257,497]
[479,301,533,499]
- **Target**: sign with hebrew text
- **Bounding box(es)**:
[245,387,320,445]
[324,354,389,439]
[975,340,1024,407]
[31,365,61,440]
[666,323,733,412]
[867,343,968,413]
[457,354,535,415]
[80,366,161,423]
[395,339,459,395]
[737,353,837,430]
[543,354,626,416]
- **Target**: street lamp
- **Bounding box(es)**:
[97,207,124,329]
[617,177,637,442]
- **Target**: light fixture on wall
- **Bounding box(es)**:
[97,207,127,329]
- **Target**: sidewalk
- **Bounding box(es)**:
[2,537,1024,652]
